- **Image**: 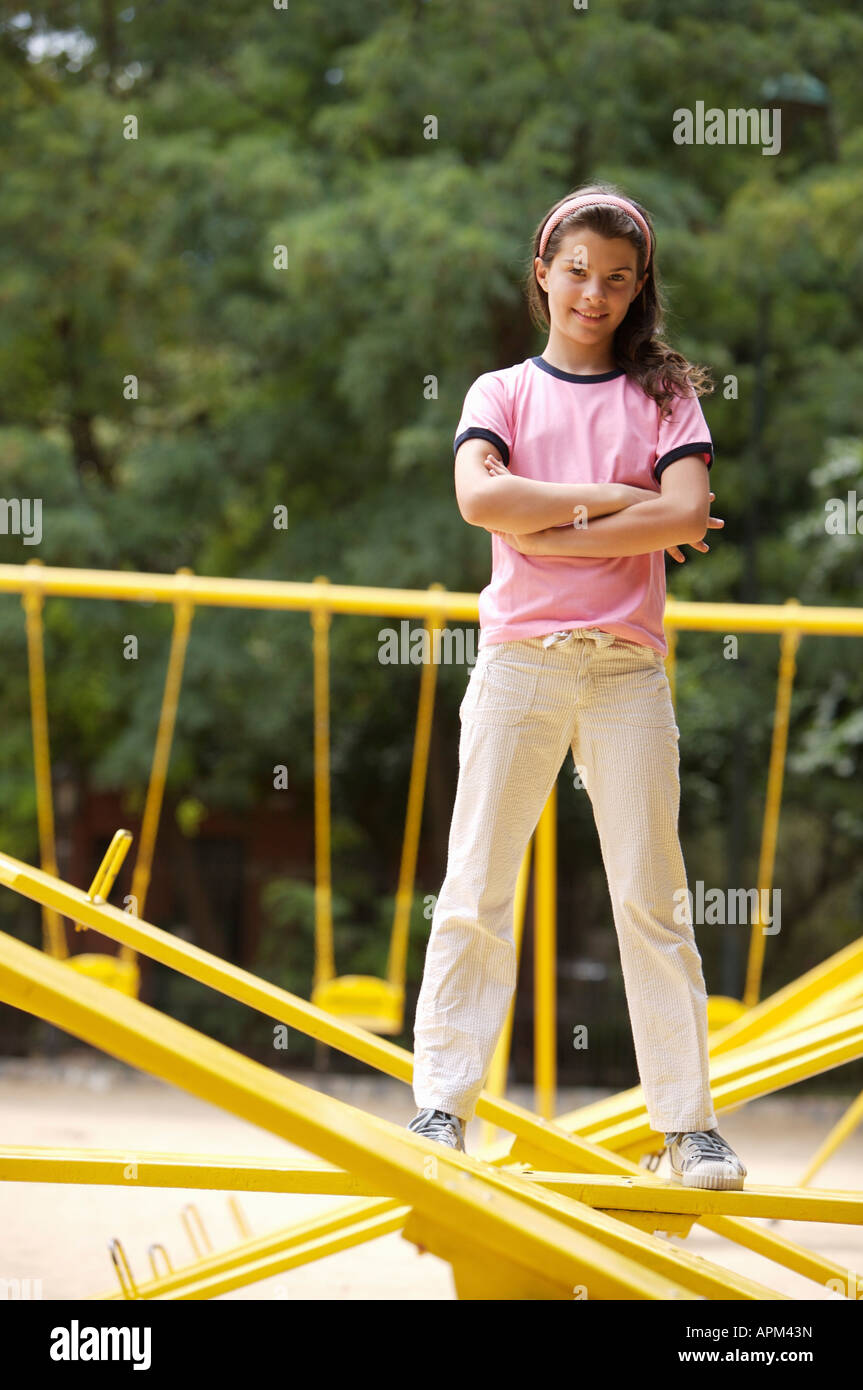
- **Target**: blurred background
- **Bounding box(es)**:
[1,0,862,1097]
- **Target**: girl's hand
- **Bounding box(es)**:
[482,453,514,534]
[482,452,508,476]
[491,528,549,554]
[666,493,724,563]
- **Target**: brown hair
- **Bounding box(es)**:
[524,181,713,418]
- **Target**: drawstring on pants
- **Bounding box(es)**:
[541,627,616,649]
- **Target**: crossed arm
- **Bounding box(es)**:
[454,440,722,561]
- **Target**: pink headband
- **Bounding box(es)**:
[538,194,652,267]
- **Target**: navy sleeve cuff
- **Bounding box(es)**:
[654,441,713,483]
[454,427,510,468]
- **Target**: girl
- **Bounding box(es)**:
[407,182,747,1191]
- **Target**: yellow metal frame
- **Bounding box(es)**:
[21,561,66,959]
[534,786,557,1119]
[2,562,863,1297]
[6,557,861,1082]
[309,578,445,1033]
[0,847,861,1300]
[19,562,196,998]
[0,924,767,1302]
[125,570,196,959]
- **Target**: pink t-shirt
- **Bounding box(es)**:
[454,355,714,657]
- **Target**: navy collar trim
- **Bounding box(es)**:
[531,355,625,384]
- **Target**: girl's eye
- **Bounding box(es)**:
[568,269,625,282]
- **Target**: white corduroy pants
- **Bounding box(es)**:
[412,627,718,1134]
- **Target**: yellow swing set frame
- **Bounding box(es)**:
[309,578,445,1034]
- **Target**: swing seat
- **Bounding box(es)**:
[67,953,140,999]
[706,994,748,1031]
[311,975,403,1034]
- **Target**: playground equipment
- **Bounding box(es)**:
[6,565,832,1033]
[309,577,445,1034]
[1,561,863,1295]
[7,565,841,1069]
[663,613,803,1034]
[66,829,135,994]
[20,560,197,998]
[0,844,862,1299]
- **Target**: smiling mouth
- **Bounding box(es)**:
[572,308,608,322]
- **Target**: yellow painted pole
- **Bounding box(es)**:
[480,836,533,1148]
[0,563,862,636]
[124,569,195,964]
[311,577,335,992]
[744,599,802,1007]
[181,1203,212,1257]
[386,586,444,996]
[86,829,133,906]
[798,1087,863,1188]
[74,830,133,934]
[227,1196,252,1239]
[710,937,863,1057]
[148,1244,174,1279]
[21,559,66,958]
[534,785,557,1120]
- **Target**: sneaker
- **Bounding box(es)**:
[665,1128,747,1190]
[407,1108,466,1152]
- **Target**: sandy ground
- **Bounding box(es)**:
[0,1051,861,1301]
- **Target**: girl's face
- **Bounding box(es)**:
[534,227,647,343]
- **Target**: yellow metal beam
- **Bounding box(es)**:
[386,590,444,995]
[104,1200,408,1300]
[534,784,556,1119]
[710,938,863,1056]
[495,1114,863,1299]
[3,562,863,634]
[2,850,858,1300]
[3,848,861,1171]
[20,561,66,958]
[551,937,863,1141]
[744,606,802,1007]
[4,1146,859,1227]
[310,581,334,992]
[127,572,195,938]
[0,927,751,1301]
[581,1018,863,1155]
[0,1146,385,1196]
[798,1087,863,1187]
[120,1206,413,1301]
[516,1174,863,1224]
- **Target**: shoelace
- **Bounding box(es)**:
[674,1130,740,1166]
[410,1108,462,1143]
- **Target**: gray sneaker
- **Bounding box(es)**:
[665,1128,747,1190]
[407,1108,467,1152]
